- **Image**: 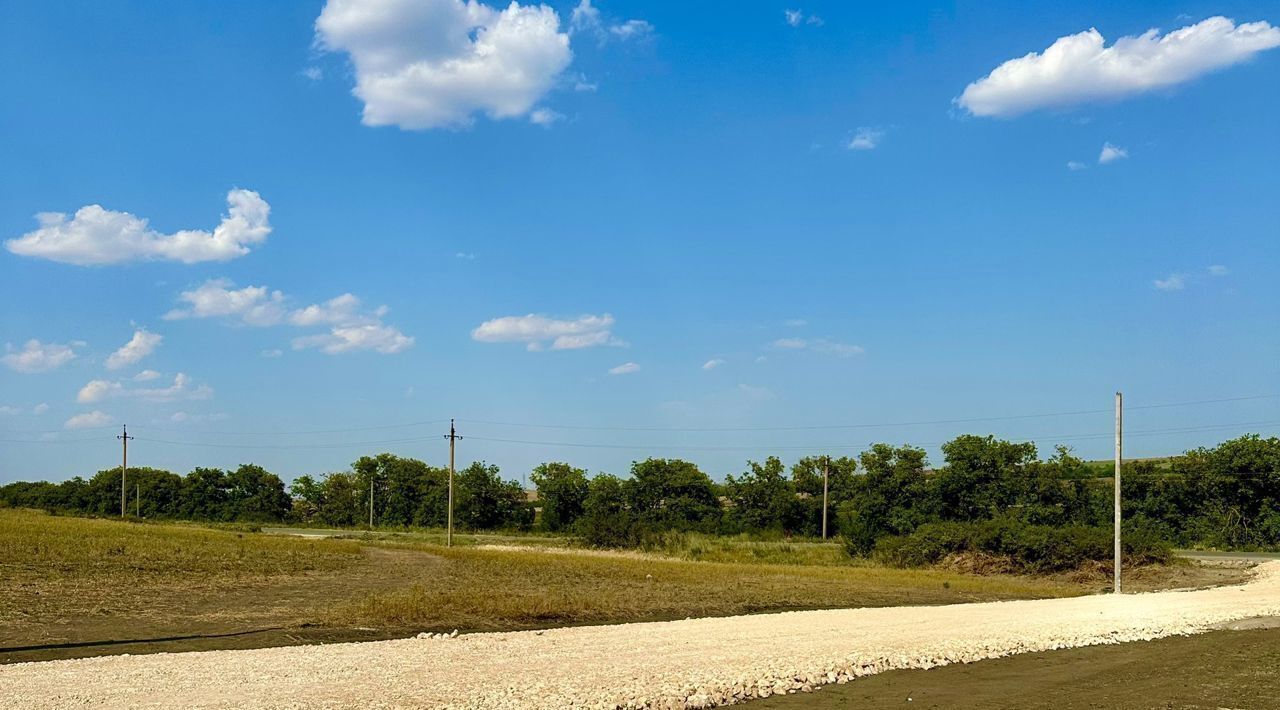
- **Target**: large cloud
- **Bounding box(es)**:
[77,373,213,404]
[2,339,78,373]
[471,313,623,350]
[5,189,270,265]
[958,17,1280,117]
[165,279,414,355]
[316,0,573,129]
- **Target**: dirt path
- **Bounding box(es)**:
[3,562,1278,709]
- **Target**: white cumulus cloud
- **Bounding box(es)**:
[105,329,163,370]
[65,411,113,430]
[608,361,640,375]
[702,358,725,370]
[292,323,414,355]
[316,0,573,130]
[134,369,162,381]
[2,339,78,373]
[472,313,623,351]
[957,16,1280,117]
[5,189,270,266]
[32,403,50,415]
[164,279,288,326]
[166,279,412,355]
[1154,273,1187,291]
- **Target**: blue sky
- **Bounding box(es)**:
[2,0,1278,484]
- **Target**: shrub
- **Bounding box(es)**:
[871,518,1172,573]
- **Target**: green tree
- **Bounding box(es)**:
[724,457,800,532]
[530,462,589,531]
[290,474,323,523]
[225,464,291,521]
[840,444,932,554]
[456,462,532,530]
[791,455,858,536]
[626,458,720,530]
[316,471,362,527]
[181,467,231,521]
[353,453,448,528]
[933,435,1039,521]
[576,473,644,547]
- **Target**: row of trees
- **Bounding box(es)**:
[0,464,291,522]
[2,434,1276,550]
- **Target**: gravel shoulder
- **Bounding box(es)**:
[3,562,1278,709]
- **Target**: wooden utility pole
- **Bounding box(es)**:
[1114,391,1123,594]
[117,425,133,518]
[822,457,830,540]
[445,419,461,547]
[369,474,375,528]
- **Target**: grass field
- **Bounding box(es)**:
[0,508,1251,664]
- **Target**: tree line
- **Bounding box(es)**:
[2,434,1276,551]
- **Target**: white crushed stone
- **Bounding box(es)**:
[3,562,1278,709]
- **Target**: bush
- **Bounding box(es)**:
[871,518,1171,573]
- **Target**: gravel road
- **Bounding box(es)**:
[4,562,1278,709]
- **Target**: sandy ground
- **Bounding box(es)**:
[2,562,1278,709]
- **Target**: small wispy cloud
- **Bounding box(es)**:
[1099,142,1128,164]
[1154,265,1230,291]
[738,383,774,400]
[1067,160,1088,171]
[702,358,725,371]
[608,361,641,375]
[784,9,823,27]
[530,108,565,127]
[846,127,884,151]
[772,338,865,357]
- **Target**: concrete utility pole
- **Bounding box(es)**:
[822,457,830,540]
[117,425,133,518]
[445,419,462,547]
[1114,391,1123,594]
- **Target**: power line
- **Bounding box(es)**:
[459,393,1280,433]
[3,393,1274,438]
[6,418,1276,451]
[461,419,1280,453]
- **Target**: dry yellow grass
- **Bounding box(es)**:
[332,542,1084,631]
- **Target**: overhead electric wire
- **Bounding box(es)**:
[458,393,1280,433]
[3,393,1274,439]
